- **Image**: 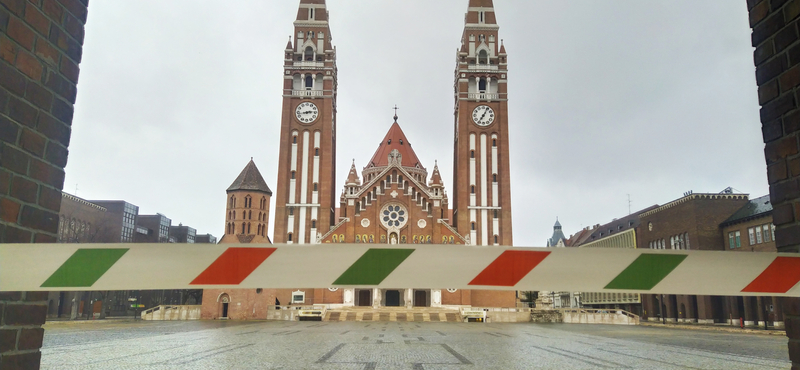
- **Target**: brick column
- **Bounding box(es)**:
[0,0,88,368]
[747,0,800,367]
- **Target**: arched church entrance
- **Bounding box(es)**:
[385,290,401,306]
[218,293,230,319]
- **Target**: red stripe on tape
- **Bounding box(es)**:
[191,247,276,285]
[468,250,550,287]
[741,257,800,293]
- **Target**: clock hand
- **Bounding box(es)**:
[480,109,488,121]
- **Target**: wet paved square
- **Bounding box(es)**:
[41,320,790,369]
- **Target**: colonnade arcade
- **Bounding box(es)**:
[342,288,443,308]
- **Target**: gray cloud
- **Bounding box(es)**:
[65,1,766,246]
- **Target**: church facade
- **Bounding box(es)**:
[202,0,517,320]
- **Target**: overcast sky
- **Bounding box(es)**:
[65,1,765,247]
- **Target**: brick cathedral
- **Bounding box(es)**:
[203,0,516,319]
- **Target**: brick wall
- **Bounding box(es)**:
[0,0,87,368]
[747,0,800,367]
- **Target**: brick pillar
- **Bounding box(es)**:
[0,0,88,368]
[747,0,800,366]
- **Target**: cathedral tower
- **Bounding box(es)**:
[273,0,338,244]
[452,0,513,246]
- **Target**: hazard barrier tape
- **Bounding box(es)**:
[0,244,798,296]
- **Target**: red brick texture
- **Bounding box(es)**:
[0,0,86,368]
[748,0,800,366]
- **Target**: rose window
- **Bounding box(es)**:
[381,204,407,229]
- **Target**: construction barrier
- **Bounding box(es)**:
[0,243,798,296]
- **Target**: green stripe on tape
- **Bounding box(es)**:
[41,249,129,288]
[333,249,414,285]
[604,254,687,290]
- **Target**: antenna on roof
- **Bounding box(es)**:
[627,194,631,215]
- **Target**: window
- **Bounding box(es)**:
[478,77,487,91]
[735,231,741,248]
[771,224,776,241]
[493,174,497,182]
[241,223,246,234]
[293,135,297,144]
[762,224,771,242]
[292,291,305,304]
[493,210,498,219]
[305,74,313,88]
[471,185,475,193]
[311,220,316,228]
[288,233,293,242]
[471,222,476,230]
[492,138,496,147]
[313,183,318,191]
[748,227,755,245]
[308,8,314,20]
[315,148,319,156]
[755,226,762,244]
[470,150,475,158]
[291,171,296,179]
[478,11,485,23]
[494,235,498,244]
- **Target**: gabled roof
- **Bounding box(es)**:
[367,121,424,170]
[721,195,772,226]
[227,159,272,195]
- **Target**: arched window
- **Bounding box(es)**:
[470,150,475,158]
[493,174,497,182]
[311,220,316,228]
[288,233,293,242]
[293,135,297,144]
[494,235,498,244]
[471,185,475,193]
[247,223,251,234]
[241,223,246,234]
[478,50,488,65]
[291,171,296,179]
[313,183,318,191]
[315,148,319,156]
[233,210,236,219]
[248,210,252,220]
[305,75,313,89]
[492,138,496,147]
[478,77,487,91]
[471,222,476,230]
[304,46,314,61]
[245,196,251,208]
[257,224,261,235]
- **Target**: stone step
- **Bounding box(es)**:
[323,309,461,322]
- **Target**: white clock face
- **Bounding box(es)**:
[472,105,495,126]
[295,102,319,123]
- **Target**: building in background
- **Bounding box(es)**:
[49,193,215,320]
[170,224,197,244]
[134,213,172,243]
[195,234,218,244]
[546,219,566,247]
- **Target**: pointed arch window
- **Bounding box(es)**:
[241,223,246,234]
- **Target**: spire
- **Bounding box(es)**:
[554,218,561,229]
[227,159,272,195]
[286,36,293,50]
[345,159,360,185]
[367,120,424,169]
[429,160,444,186]
[499,39,506,54]
[465,0,497,25]
[296,0,329,22]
